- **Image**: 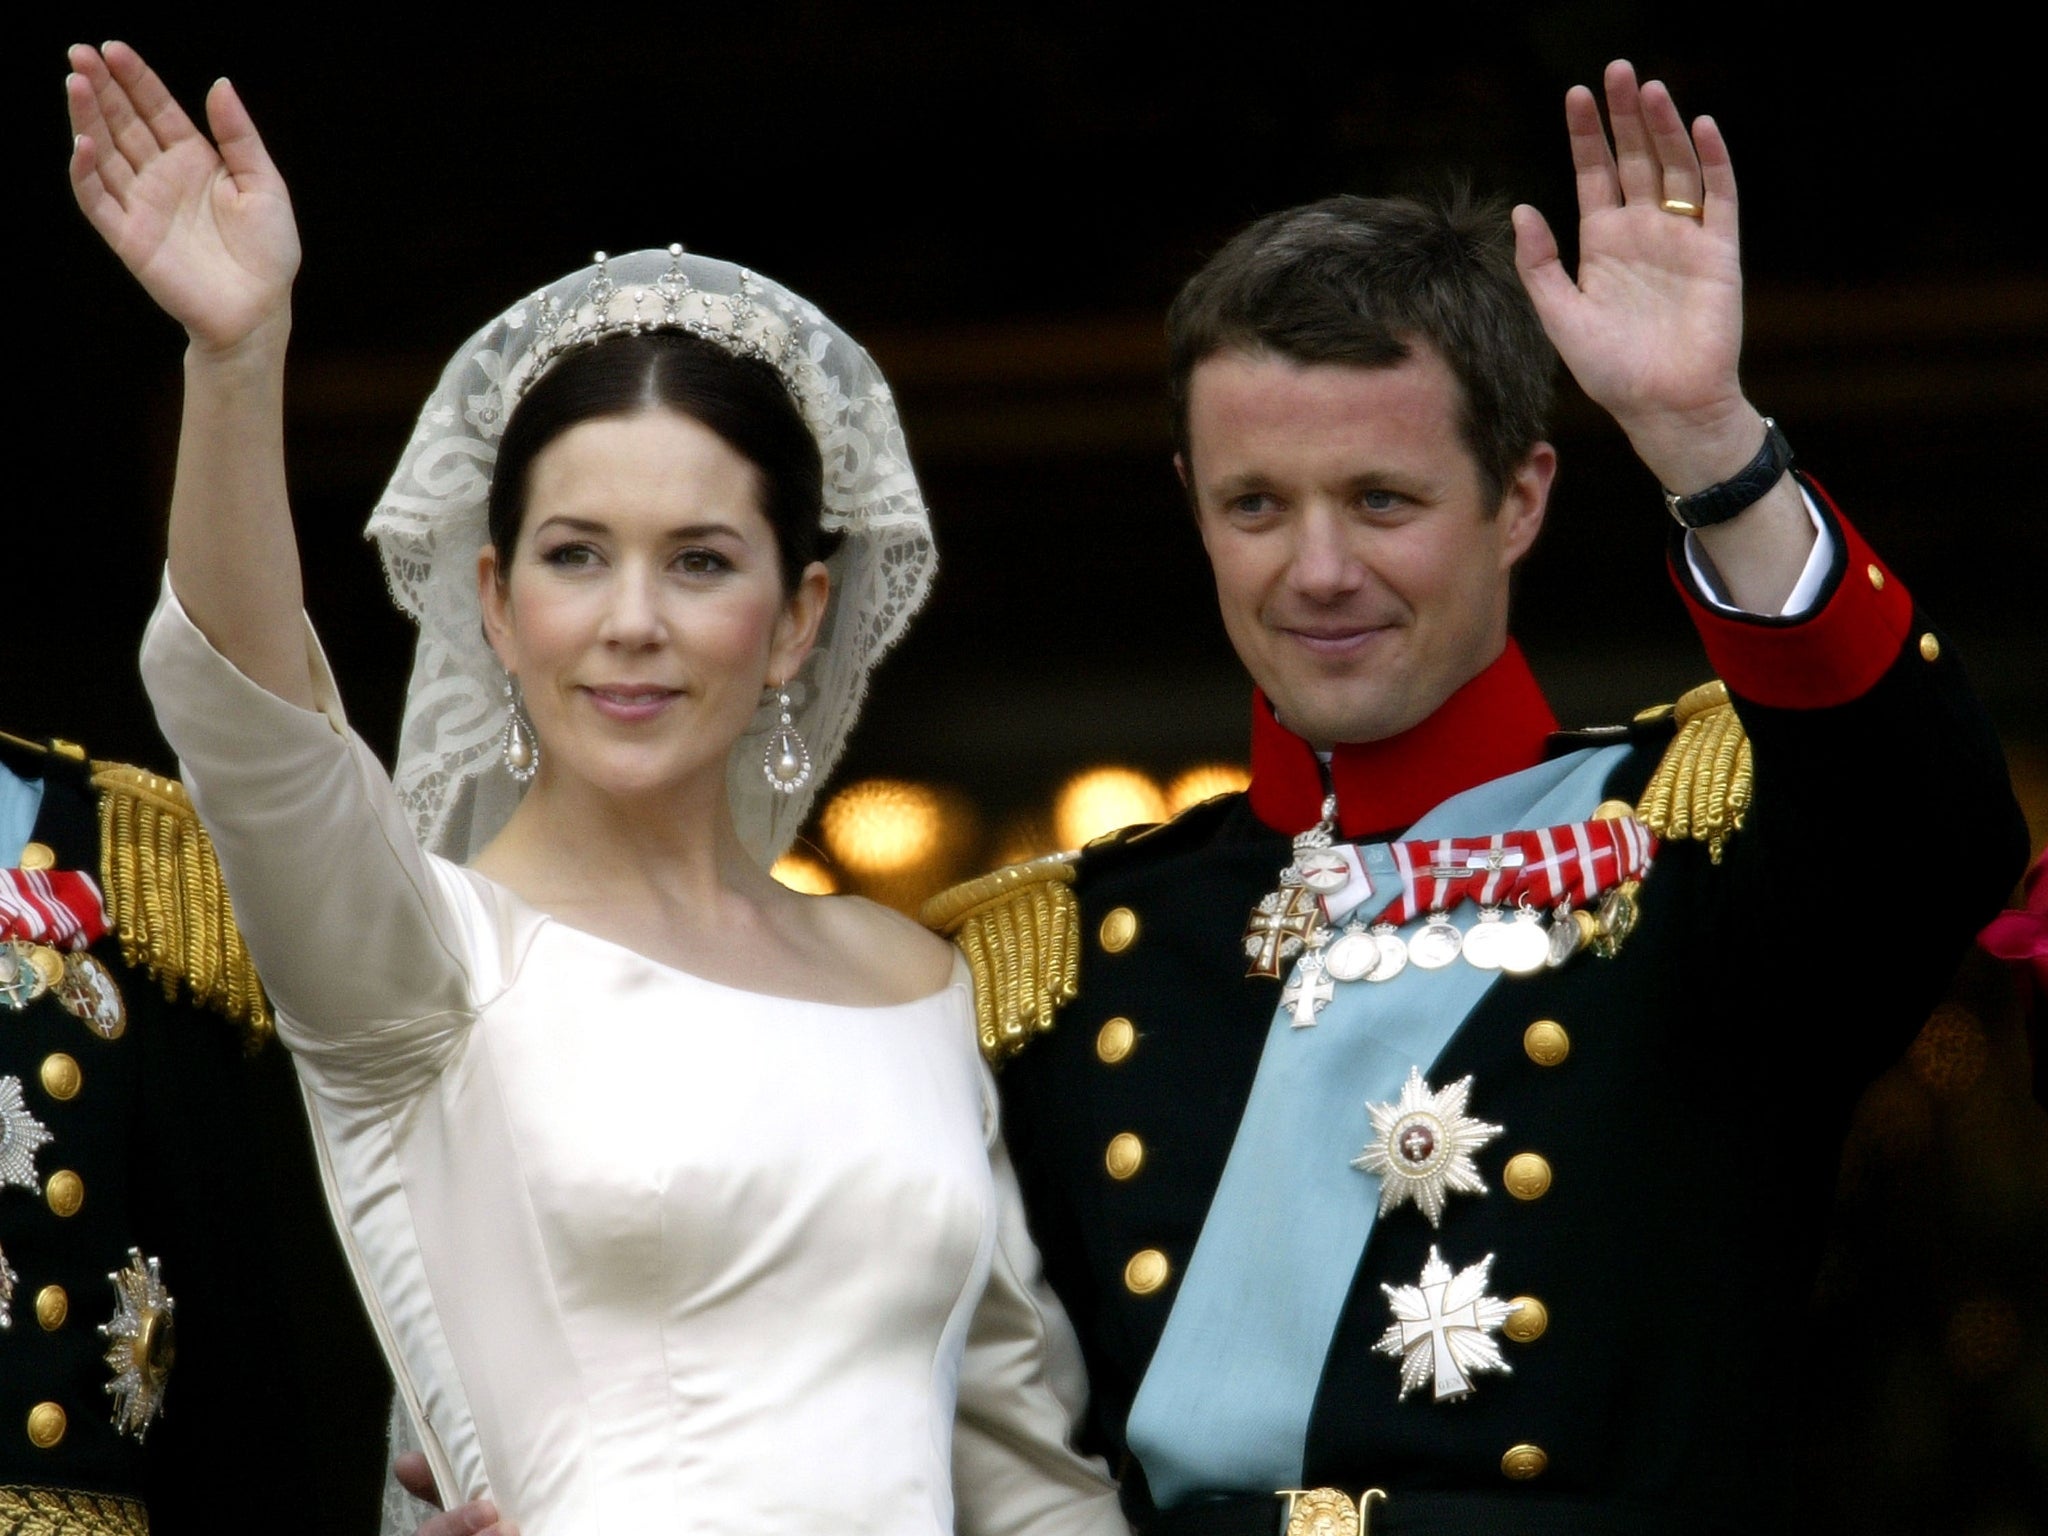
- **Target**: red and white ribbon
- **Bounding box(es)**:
[1374,818,1656,929]
[0,868,111,949]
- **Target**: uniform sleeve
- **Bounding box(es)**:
[1664,480,2029,1077]
[138,576,477,1103]
[954,1070,1129,1536]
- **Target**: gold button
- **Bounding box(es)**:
[40,1052,82,1101]
[1500,1443,1548,1480]
[1098,908,1138,953]
[1105,1133,1145,1181]
[1591,799,1636,821]
[1866,563,1886,591]
[1503,1296,1549,1343]
[35,1285,69,1331]
[26,1402,67,1449]
[1096,1017,1137,1064]
[18,841,56,872]
[1124,1248,1170,1295]
[45,1170,84,1218]
[1522,1020,1570,1067]
[1919,632,1941,662]
[1503,1153,1552,1201]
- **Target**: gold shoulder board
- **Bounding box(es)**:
[921,854,1080,1065]
[1634,680,1752,865]
[90,763,273,1047]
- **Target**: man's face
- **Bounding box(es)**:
[1182,345,1553,749]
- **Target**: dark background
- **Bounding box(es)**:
[21,7,2045,822]
[18,10,2048,1530]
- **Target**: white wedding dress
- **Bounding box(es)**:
[141,584,1123,1536]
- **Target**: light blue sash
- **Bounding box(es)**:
[0,762,43,868]
[1126,745,1629,1503]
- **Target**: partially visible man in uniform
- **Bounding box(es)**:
[929,62,2028,1532]
[0,730,387,1534]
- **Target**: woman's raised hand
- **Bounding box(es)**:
[67,42,300,355]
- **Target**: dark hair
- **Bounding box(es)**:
[487,330,832,589]
[1166,189,1555,510]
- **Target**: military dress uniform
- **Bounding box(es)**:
[0,733,386,1535]
[929,487,2029,1536]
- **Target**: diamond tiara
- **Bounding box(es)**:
[514,244,806,404]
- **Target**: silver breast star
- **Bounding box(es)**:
[1351,1067,1502,1226]
[1375,1246,1517,1402]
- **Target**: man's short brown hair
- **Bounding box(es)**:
[1167,189,1556,510]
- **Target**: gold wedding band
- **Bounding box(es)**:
[1659,198,1705,220]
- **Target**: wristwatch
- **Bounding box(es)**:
[1661,417,1792,529]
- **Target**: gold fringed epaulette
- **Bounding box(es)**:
[920,854,1080,1065]
[90,763,273,1048]
[1634,680,1752,864]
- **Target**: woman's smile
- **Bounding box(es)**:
[479,408,821,803]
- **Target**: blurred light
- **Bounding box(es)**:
[771,852,838,895]
[1055,767,1167,851]
[1166,763,1250,815]
[992,813,1059,869]
[819,779,947,874]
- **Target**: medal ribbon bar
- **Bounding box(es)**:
[0,867,111,948]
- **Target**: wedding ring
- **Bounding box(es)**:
[1659,198,1705,220]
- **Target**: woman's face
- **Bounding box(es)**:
[478,408,828,807]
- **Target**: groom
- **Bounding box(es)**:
[415,60,2026,1536]
[940,59,2025,1535]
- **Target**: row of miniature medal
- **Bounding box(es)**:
[1244,796,1656,1001]
[1247,800,1658,1406]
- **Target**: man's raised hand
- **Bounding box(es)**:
[1511,59,1760,495]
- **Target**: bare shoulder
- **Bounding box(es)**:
[807,892,959,1003]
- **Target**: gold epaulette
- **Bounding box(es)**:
[1634,680,1752,864]
[0,1486,151,1535]
[90,763,273,1048]
[920,854,1080,1065]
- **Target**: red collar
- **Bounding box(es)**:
[1247,642,1559,839]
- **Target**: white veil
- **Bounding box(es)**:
[365,246,936,865]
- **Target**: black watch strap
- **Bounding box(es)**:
[1662,417,1792,529]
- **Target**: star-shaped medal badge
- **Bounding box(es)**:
[1375,1246,1517,1402]
[1351,1067,1502,1226]
[1,1075,54,1192]
[102,1250,176,1440]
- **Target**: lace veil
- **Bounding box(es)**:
[365,246,935,865]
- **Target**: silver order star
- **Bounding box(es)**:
[102,1250,176,1440]
[1350,1067,1502,1226]
[0,1075,54,1192]
[1375,1246,1516,1402]
[1,1239,17,1330]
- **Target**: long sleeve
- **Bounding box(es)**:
[955,1067,1129,1536]
[139,575,480,1104]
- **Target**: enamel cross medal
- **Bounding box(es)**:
[1243,794,1344,979]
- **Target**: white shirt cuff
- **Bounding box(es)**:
[1682,483,1833,618]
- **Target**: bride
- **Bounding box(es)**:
[67,41,1123,1535]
